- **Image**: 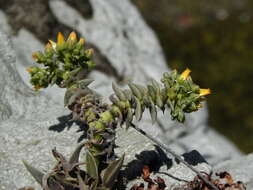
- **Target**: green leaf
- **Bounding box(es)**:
[64,88,75,107]
[177,111,185,123]
[150,104,157,124]
[147,85,156,100]
[78,79,94,89]
[156,92,163,109]
[126,108,133,129]
[135,84,147,95]
[109,94,120,105]
[134,98,142,121]
[123,89,132,101]
[86,151,99,180]
[101,154,125,188]
[22,160,44,186]
[112,82,126,101]
[151,79,160,91]
[128,83,142,99]
[69,142,85,165]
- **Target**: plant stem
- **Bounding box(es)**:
[130,123,219,190]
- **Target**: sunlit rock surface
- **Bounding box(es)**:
[0,0,242,189]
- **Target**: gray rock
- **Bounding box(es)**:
[0,0,243,189]
[0,10,12,35]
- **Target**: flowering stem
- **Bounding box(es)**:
[130,123,219,190]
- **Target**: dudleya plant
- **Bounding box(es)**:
[24,32,211,190]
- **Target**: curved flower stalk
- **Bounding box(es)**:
[109,68,211,124]
[26,32,211,190]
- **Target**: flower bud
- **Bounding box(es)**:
[180,68,191,80]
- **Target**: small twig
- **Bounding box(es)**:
[157,172,189,183]
[130,123,219,190]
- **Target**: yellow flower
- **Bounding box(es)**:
[49,40,57,49]
[68,31,77,42]
[26,67,33,73]
[57,32,65,45]
[199,88,211,96]
[180,68,191,80]
[197,103,203,108]
[45,42,52,50]
[85,48,94,58]
[78,37,85,45]
[32,52,38,61]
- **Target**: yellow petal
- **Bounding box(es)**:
[57,32,65,45]
[68,31,77,41]
[197,103,203,108]
[32,52,38,60]
[85,48,93,58]
[78,37,85,45]
[45,42,52,50]
[199,88,211,96]
[49,40,57,49]
[26,67,33,73]
[180,68,191,80]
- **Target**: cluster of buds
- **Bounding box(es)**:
[26,32,95,90]
[108,68,211,123]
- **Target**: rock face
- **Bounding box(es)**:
[0,0,243,189]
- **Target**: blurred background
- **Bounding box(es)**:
[0,0,252,153]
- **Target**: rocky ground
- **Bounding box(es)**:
[0,0,251,189]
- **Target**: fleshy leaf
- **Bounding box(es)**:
[69,142,85,165]
[150,104,157,124]
[128,83,142,99]
[78,79,94,89]
[86,151,99,180]
[112,82,126,101]
[101,154,125,188]
[134,97,142,121]
[64,88,75,107]
[22,160,44,186]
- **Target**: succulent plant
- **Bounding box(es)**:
[25,32,212,190]
[23,143,125,190]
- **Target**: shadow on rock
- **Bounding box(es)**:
[123,148,208,183]
[48,113,88,142]
[176,150,208,166]
[123,145,173,181]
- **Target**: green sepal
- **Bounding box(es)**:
[112,82,127,101]
[69,142,85,165]
[101,154,125,188]
[128,83,142,99]
[134,97,142,121]
[86,150,99,180]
